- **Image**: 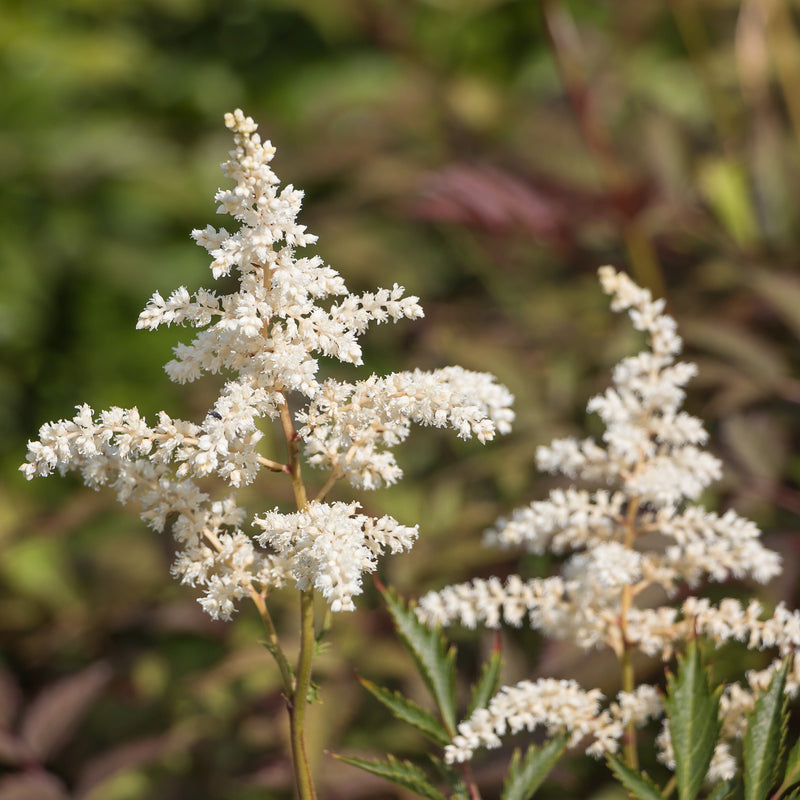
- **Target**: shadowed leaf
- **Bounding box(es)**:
[20,661,112,762]
[752,269,800,340]
[74,733,177,799]
[358,677,450,746]
[0,771,70,800]
[0,670,21,730]
[0,731,33,768]
[333,753,448,800]
[777,734,800,798]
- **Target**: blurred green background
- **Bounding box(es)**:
[3,1,800,798]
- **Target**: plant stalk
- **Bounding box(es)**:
[620,498,641,770]
[290,588,318,800]
[250,589,295,696]
[278,391,317,798]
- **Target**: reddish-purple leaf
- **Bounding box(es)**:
[0,730,34,767]
[0,669,22,729]
[0,771,70,800]
[415,164,570,245]
[20,662,112,762]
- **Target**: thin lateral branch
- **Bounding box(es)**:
[249,588,294,696]
[279,393,309,510]
[257,454,290,473]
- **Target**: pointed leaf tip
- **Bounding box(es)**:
[744,656,791,800]
[664,640,720,800]
[334,753,448,800]
[607,754,666,800]
[379,586,458,732]
[502,736,566,800]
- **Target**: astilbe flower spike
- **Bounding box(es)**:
[21,109,514,619]
[417,267,797,780]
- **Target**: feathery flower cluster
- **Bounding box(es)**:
[21,110,513,619]
[417,267,789,775]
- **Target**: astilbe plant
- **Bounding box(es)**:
[416,267,800,789]
[20,109,515,799]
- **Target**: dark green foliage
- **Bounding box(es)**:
[777,735,800,798]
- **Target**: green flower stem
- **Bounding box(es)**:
[620,642,638,771]
[278,392,317,798]
[291,588,318,800]
[250,589,294,696]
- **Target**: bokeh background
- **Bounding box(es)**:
[3,1,800,798]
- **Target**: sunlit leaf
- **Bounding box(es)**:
[379,586,458,732]
[664,641,721,800]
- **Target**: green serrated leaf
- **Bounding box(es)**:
[706,780,738,800]
[744,657,791,800]
[468,648,503,717]
[778,734,800,796]
[501,736,567,800]
[380,587,458,732]
[333,753,448,800]
[426,755,469,799]
[606,754,666,800]
[664,640,722,800]
[359,677,450,747]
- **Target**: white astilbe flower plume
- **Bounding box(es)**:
[417,267,789,774]
[21,110,513,619]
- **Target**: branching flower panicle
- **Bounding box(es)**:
[417,267,795,777]
[21,109,514,620]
